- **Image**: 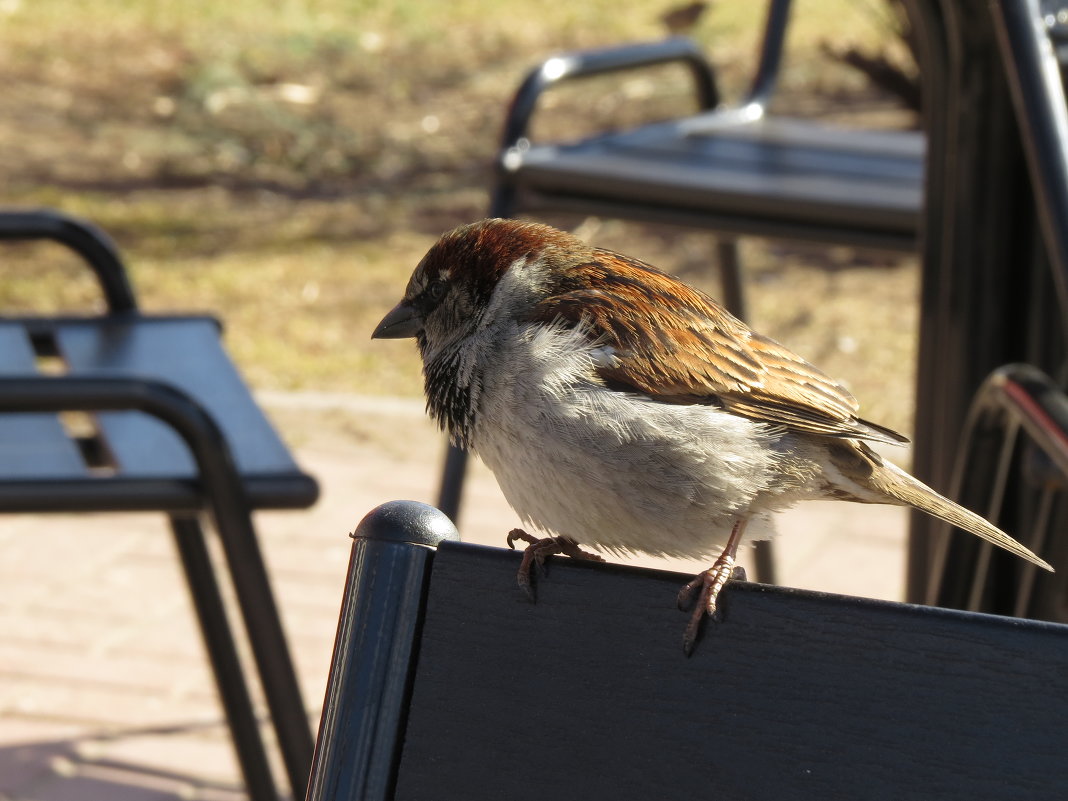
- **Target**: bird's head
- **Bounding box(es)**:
[372,218,589,361]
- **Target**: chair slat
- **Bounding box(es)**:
[0,323,86,478]
[53,318,299,478]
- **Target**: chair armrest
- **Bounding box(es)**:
[0,374,240,492]
[0,208,138,314]
[499,37,719,150]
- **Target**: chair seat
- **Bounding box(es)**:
[0,315,317,511]
[0,324,87,474]
[506,115,925,251]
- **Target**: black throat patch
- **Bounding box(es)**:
[420,336,479,449]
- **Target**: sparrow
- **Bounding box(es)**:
[372,218,1053,654]
[659,1,708,35]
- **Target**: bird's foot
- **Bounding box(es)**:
[506,528,605,602]
[677,558,747,656]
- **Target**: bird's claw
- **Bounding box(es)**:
[506,529,604,603]
[676,565,745,611]
[679,556,744,656]
[509,529,558,603]
[506,528,538,550]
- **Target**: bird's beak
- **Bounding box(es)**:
[372,300,422,339]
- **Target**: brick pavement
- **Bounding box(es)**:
[0,392,907,800]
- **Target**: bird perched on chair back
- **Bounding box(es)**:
[373,218,1053,654]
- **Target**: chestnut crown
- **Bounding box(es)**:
[371,218,588,347]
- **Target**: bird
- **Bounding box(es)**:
[372,218,1053,654]
[659,1,709,36]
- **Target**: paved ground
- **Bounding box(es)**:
[0,392,908,800]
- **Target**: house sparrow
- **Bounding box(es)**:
[659,1,708,35]
[372,218,1053,654]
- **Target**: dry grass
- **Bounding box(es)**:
[0,0,918,433]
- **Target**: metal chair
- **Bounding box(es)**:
[0,209,317,801]
[306,499,1068,801]
[905,0,1068,599]
[488,2,923,255]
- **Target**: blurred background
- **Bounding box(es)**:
[0,0,919,429]
[0,2,926,798]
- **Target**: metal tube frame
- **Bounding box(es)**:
[926,364,1068,611]
[0,209,137,314]
[306,501,460,801]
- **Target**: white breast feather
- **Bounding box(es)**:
[467,319,790,558]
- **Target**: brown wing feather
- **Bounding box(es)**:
[530,249,908,445]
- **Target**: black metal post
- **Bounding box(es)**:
[994,0,1068,318]
[435,443,468,522]
[908,0,1030,600]
[305,501,460,801]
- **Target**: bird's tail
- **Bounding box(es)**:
[877,458,1053,572]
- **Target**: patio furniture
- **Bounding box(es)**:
[0,209,317,801]
[306,8,1068,792]
[306,499,1068,801]
[906,0,1068,603]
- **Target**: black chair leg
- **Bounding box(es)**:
[210,504,314,800]
[716,237,748,321]
[170,513,280,801]
[437,444,469,523]
[0,377,313,797]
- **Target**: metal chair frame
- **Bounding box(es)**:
[0,209,316,801]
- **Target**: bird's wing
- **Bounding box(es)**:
[530,249,908,445]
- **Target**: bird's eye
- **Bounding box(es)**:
[426,279,447,303]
